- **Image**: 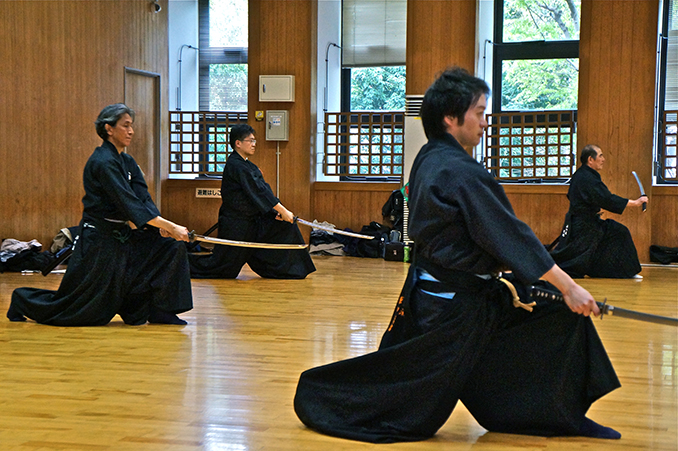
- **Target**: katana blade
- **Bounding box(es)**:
[294,217,375,240]
[189,231,308,249]
[631,171,647,212]
[598,300,678,327]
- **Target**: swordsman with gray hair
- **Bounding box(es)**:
[8,103,193,326]
[550,144,647,279]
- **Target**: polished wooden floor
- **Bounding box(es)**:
[0,257,676,450]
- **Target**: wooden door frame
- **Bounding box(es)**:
[123,66,162,206]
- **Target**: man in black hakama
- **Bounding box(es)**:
[189,124,315,279]
[550,144,646,279]
[293,68,621,443]
[8,104,192,326]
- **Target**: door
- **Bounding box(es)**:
[124,67,161,205]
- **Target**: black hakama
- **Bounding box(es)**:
[189,151,315,279]
[9,141,193,326]
[189,212,315,279]
[293,134,620,443]
[551,165,641,278]
[295,269,619,442]
[11,226,192,326]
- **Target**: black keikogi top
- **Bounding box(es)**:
[81,140,159,227]
[566,164,627,219]
[219,151,279,218]
[408,133,554,284]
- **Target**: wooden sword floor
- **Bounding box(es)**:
[0,257,676,450]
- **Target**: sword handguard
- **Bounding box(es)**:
[597,298,609,320]
[188,230,197,242]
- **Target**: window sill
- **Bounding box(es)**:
[313,181,400,192]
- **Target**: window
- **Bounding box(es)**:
[342,0,406,68]
[488,0,581,181]
[346,66,406,111]
[495,0,580,114]
[341,0,406,112]
[334,66,405,179]
[324,112,404,177]
[657,0,678,183]
[198,0,248,111]
[331,0,407,180]
[168,0,248,179]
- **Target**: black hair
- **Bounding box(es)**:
[94,103,135,140]
[229,124,256,150]
[420,67,490,139]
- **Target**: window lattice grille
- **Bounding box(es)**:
[169,111,248,176]
[324,112,404,178]
[659,110,678,181]
[485,111,577,181]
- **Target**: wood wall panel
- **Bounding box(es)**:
[0,0,169,247]
[406,0,476,95]
[312,182,399,232]
[503,185,570,245]
[165,179,394,244]
[5,0,674,264]
[651,187,678,248]
[577,0,658,262]
[246,0,316,221]
[163,180,222,237]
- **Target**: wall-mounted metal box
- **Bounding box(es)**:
[259,75,295,102]
[265,110,289,141]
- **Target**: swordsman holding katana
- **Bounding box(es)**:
[550,144,648,279]
[188,124,316,279]
[294,68,622,443]
[9,104,192,326]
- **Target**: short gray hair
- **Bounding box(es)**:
[95,103,135,140]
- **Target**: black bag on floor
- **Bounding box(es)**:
[356,222,390,258]
[337,222,389,258]
[0,248,55,273]
[649,245,678,264]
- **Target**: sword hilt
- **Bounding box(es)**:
[529,285,564,303]
[531,286,609,318]
[188,230,197,242]
[293,216,298,224]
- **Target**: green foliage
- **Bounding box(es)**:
[502,59,578,110]
[504,0,580,41]
[209,64,248,111]
[501,0,581,111]
[350,66,406,111]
